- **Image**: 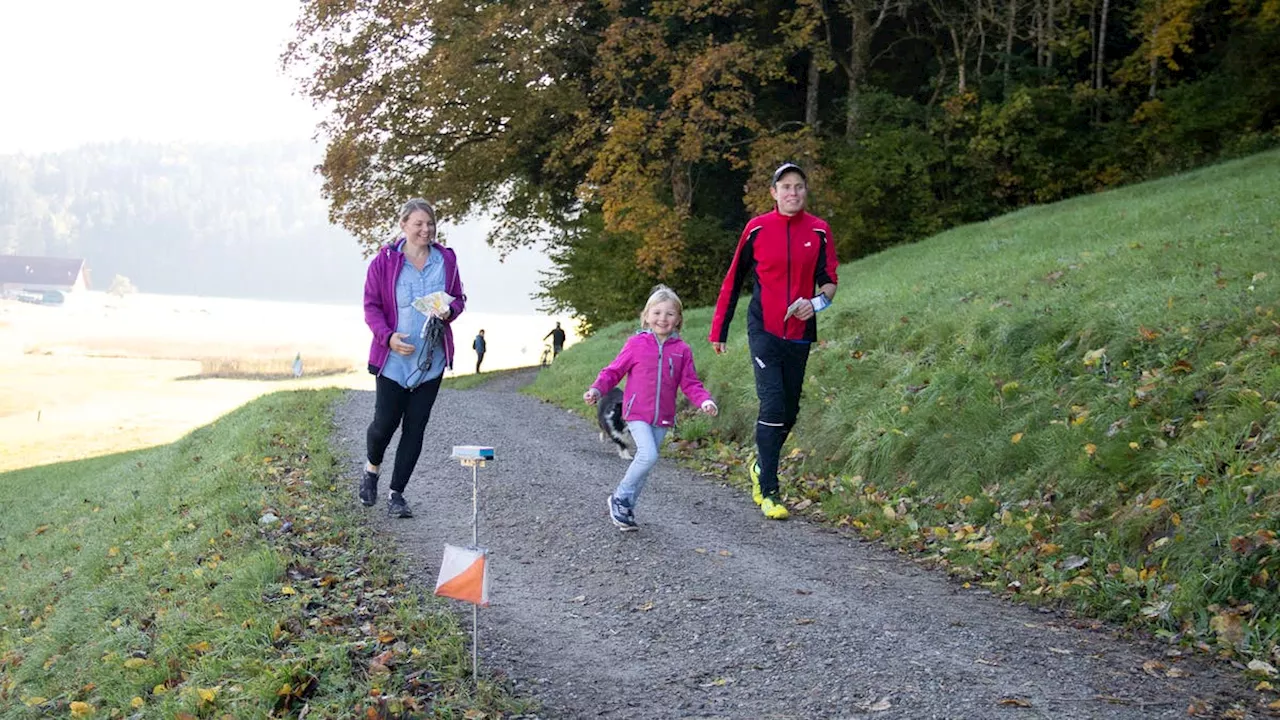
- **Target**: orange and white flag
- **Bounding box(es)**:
[434,545,490,606]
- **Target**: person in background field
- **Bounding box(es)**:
[544,321,566,359]
[708,162,839,520]
[473,329,486,374]
[361,197,467,518]
[585,285,718,531]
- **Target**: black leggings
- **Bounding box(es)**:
[749,332,811,499]
[366,374,443,493]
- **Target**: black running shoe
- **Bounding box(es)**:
[359,471,378,507]
[387,491,413,518]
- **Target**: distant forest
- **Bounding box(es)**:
[0,141,367,303]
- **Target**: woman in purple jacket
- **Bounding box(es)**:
[584,285,718,531]
[360,198,466,518]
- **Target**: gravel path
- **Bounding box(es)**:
[331,369,1261,719]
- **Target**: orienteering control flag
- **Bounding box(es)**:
[435,545,490,606]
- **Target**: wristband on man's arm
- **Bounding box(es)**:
[810,294,831,313]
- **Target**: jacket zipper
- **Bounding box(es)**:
[653,336,665,425]
[784,217,793,340]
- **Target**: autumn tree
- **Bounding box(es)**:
[289,0,1278,327]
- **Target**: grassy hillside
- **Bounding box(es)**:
[0,391,522,718]
[528,149,1280,662]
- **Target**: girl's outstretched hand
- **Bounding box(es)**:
[700,400,718,416]
[583,388,601,405]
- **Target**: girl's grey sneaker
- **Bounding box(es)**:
[359,471,378,507]
[387,491,413,518]
[608,495,637,531]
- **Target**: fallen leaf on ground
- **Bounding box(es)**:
[998,697,1032,707]
[1247,659,1278,677]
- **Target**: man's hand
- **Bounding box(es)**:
[712,341,726,354]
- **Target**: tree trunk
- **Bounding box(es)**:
[1096,0,1110,89]
[1046,0,1055,69]
[1148,23,1159,98]
[1088,0,1097,88]
[976,1,987,82]
[845,12,869,142]
[806,52,820,127]
[671,161,692,218]
[950,26,968,94]
[1003,0,1018,96]
[1034,0,1044,68]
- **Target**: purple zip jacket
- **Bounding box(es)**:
[590,330,713,428]
[364,238,467,374]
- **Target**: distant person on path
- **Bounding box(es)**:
[473,329,486,374]
[709,162,839,520]
[544,321,566,360]
[361,198,467,518]
[585,285,718,531]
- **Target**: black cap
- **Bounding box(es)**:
[771,162,806,186]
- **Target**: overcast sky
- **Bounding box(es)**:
[0,0,554,314]
[0,1,320,153]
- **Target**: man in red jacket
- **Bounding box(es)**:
[709,163,839,519]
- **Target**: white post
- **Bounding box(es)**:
[449,445,493,682]
[471,461,479,678]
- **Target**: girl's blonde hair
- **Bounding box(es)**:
[640,284,683,332]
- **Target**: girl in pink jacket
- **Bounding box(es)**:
[585,285,718,531]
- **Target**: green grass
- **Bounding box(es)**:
[528,149,1280,661]
[439,365,537,391]
[0,391,525,718]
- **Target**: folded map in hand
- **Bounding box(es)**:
[412,291,456,317]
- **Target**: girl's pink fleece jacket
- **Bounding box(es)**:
[590,331,713,428]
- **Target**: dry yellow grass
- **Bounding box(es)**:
[0,353,365,473]
[0,291,573,473]
[0,294,367,472]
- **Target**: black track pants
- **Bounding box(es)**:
[748,332,810,499]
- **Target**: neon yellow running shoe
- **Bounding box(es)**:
[761,496,789,520]
[749,459,763,506]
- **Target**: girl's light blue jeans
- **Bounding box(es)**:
[614,421,667,507]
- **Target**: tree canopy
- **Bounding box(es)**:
[289,0,1280,329]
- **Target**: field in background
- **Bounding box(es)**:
[0,291,574,472]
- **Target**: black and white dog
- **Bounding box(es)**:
[596,387,636,459]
